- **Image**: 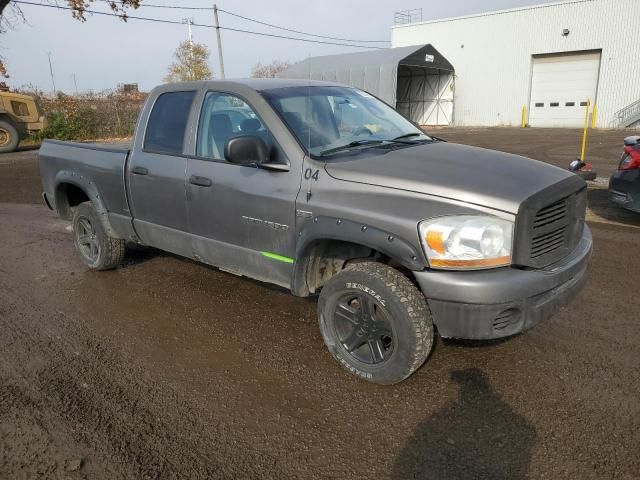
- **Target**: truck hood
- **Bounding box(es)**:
[324,142,576,214]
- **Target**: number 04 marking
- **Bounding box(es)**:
[304,168,320,181]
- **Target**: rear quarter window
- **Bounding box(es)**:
[144,91,196,155]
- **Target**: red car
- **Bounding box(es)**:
[609,136,640,213]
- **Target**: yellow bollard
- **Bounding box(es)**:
[521,106,527,128]
[580,99,590,161]
[591,104,597,129]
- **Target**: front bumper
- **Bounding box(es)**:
[609,169,640,213]
[413,225,592,340]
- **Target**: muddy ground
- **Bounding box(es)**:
[1,129,639,479]
[434,126,637,173]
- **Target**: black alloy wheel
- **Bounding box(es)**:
[333,292,395,365]
[75,215,101,264]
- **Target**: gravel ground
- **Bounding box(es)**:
[1,130,639,479]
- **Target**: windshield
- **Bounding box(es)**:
[261,86,432,157]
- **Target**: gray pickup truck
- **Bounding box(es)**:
[40,79,592,384]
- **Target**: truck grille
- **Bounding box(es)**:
[513,178,587,268]
[530,226,566,259]
[533,198,568,229]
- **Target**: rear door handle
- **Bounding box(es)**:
[131,166,148,175]
[189,175,212,187]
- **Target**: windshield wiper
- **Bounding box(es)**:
[319,140,384,156]
[392,132,426,141]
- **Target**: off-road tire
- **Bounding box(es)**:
[318,262,434,385]
[0,120,20,153]
[72,202,125,270]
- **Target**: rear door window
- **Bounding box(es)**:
[144,91,196,155]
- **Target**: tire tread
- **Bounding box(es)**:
[344,262,433,381]
[319,261,433,384]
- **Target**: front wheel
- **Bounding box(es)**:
[318,262,434,384]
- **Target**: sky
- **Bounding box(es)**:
[3,0,553,93]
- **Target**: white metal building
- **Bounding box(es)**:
[392,0,640,128]
[278,45,455,125]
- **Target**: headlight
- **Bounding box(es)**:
[419,216,513,270]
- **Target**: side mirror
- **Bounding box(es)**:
[224,135,269,165]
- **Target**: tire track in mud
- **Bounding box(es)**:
[2,201,640,479]
[0,266,287,479]
[0,205,374,480]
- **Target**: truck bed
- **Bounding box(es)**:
[39,139,132,232]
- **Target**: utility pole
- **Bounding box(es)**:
[182,18,195,80]
[47,52,57,94]
[72,73,78,94]
[182,17,194,46]
[213,4,225,79]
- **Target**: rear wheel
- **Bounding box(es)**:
[72,202,125,270]
[0,120,19,153]
[318,262,434,384]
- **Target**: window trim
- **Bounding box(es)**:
[141,89,197,157]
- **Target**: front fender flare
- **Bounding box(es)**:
[292,216,426,296]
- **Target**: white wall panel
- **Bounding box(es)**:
[391,0,640,128]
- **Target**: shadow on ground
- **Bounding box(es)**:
[587,188,640,227]
[392,368,536,480]
[15,144,41,152]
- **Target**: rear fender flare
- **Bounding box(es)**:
[54,170,118,237]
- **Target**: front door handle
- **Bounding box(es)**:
[189,175,212,187]
[131,166,148,175]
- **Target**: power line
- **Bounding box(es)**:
[15,1,195,26]
[216,7,389,44]
[14,1,383,49]
[220,25,381,49]
[95,0,212,10]
[91,0,390,44]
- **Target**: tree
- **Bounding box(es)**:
[0,1,141,78]
[251,60,292,79]
[164,40,213,83]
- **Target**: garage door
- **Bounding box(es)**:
[528,51,601,128]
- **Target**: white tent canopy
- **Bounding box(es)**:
[278,44,455,125]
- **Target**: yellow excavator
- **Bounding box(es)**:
[0,89,46,153]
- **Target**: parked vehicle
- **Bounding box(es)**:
[39,79,592,384]
[0,91,46,153]
[609,136,640,213]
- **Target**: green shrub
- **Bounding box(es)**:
[38,107,100,141]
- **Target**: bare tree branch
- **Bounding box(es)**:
[251,60,292,79]
[0,1,142,77]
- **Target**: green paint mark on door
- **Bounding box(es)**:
[261,251,295,264]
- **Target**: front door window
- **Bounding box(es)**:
[196,92,269,160]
